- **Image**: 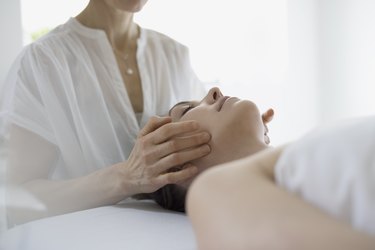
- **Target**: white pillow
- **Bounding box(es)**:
[275,116,375,235]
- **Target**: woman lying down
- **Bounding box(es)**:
[148,87,375,249]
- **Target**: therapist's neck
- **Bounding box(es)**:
[76,1,138,51]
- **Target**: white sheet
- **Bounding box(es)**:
[0,200,196,250]
[275,115,375,235]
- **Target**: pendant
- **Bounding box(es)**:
[126,68,134,75]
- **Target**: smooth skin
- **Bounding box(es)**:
[169,87,273,175]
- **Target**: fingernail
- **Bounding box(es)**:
[202,132,210,141]
[202,145,211,154]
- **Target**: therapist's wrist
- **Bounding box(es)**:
[98,163,132,203]
[110,161,143,198]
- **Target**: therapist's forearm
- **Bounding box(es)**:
[7,164,127,226]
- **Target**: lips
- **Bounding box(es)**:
[217,96,230,111]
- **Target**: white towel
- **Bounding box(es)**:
[275,116,375,235]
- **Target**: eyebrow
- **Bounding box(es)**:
[168,101,191,116]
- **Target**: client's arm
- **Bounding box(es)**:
[187,146,375,250]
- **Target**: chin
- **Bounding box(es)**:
[124,0,148,12]
[236,99,260,116]
[110,0,147,13]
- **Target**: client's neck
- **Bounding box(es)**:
[231,141,269,162]
[208,138,269,168]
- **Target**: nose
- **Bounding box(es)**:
[202,87,223,104]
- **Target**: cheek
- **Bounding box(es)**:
[181,109,214,131]
[215,103,264,142]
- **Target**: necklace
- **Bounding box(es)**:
[113,50,134,75]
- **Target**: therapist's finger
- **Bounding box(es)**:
[139,116,172,137]
[152,144,211,175]
[155,164,199,185]
[150,120,201,144]
[151,132,211,160]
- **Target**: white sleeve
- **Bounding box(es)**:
[275,116,375,235]
[1,45,64,228]
[2,45,56,145]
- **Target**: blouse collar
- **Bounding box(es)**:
[67,17,146,51]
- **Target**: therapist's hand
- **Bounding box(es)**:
[117,116,211,196]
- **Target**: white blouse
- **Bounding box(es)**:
[275,116,375,235]
[0,18,206,180]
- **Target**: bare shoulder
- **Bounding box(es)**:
[211,145,289,180]
[189,145,289,195]
[251,144,289,179]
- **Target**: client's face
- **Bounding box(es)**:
[169,87,270,185]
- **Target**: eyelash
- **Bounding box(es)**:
[181,105,193,116]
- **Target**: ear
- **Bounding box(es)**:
[262,109,273,145]
[262,108,274,124]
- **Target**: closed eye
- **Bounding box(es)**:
[181,104,194,117]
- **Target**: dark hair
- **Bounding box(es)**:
[133,184,187,213]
